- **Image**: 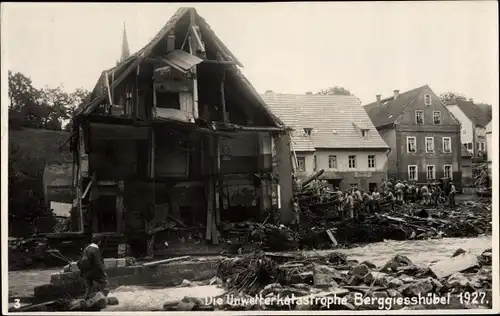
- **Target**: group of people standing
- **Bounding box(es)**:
[331,178,457,220]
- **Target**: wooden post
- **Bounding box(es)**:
[188,38,199,120]
[150,129,156,178]
[221,71,226,122]
[90,172,98,233]
[76,130,84,232]
[116,195,124,234]
[188,10,199,120]
[205,181,213,240]
[215,136,221,226]
[205,136,214,241]
[111,71,115,104]
[135,65,140,120]
[152,79,157,119]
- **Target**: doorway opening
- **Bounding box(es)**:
[96,195,117,233]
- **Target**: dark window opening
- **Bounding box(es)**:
[156,91,180,109]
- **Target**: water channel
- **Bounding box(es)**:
[296,235,493,266]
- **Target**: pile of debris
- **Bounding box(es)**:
[219,222,300,253]
[292,170,492,245]
[218,197,491,253]
[8,234,86,270]
[167,248,492,311]
[329,200,492,244]
[217,251,280,295]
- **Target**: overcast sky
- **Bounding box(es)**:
[1,2,498,105]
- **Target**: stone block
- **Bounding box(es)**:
[116,258,126,268]
[50,273,61,284]
[350,264,370,278]
[104,258,117,270]
[403,279,433,296]
[313,264,342,287]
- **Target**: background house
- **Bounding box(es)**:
[461,144,473,187]
[445,99,492,160]
[262,91,389,192]
[485,120,492,182]
[364,85,463,189]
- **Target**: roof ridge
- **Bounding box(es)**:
[262,92,359,98]
[365,85,427,106]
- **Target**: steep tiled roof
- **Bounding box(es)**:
[447,99,492,128]
[261,93,389,150]
[363,85,427,128]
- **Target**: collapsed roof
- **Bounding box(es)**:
[75,7,284,128]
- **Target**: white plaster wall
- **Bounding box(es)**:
[446,105,473,144]
[486,132,492,163]
[294,150,388,176]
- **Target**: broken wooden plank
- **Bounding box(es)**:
[167,214,187,228]
[206,180,214,240]
[142,256,191,267]
[429,253,478,279]
[211,212,219,245]
[326,229,338,246]
[379,214,406,223]
[18,300,56,312]
[302,169,325,188]
[341,285,387,292]
[278,263,304,269]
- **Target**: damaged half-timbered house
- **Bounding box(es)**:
[70,7,294,257]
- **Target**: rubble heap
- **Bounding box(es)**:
[217,251,280,295]
[294,175,492,246]
[177,248,492,311]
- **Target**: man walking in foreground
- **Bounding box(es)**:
[78,235,109,299]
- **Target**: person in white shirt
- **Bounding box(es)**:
[372,190,381,212]
[420,184,430,205]
[394,180,404,202]
[448,183,456,206]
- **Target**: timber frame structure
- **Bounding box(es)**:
[70,8,294,257]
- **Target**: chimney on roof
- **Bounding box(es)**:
[265,90,274,94]
[306,92,313,95]
[376,94,381,105]
[393,90,400,99]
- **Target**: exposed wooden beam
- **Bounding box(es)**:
[202,60,238,65]
[81,180,93,200]
[190,25,205,53]
[188,38,199,120]
[221,71,227,123]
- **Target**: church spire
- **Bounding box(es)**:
[121,22,130,62]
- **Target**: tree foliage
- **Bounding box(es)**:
[8,70,91,130]
[439,92,473,103]
[315,86,353,96]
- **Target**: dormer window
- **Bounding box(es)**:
[304,128,313,136]
[361,129,369,137]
